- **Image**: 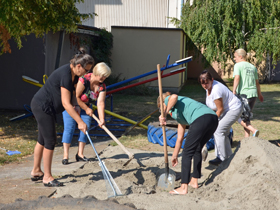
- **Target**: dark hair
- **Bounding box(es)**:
[70,47,95,68]
[198,70,213,84]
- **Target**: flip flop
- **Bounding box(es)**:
[43,179,63,187]
[169,189,188,195]
[31,174,44,181]
[253,130,259,137]
[170,189,180,195]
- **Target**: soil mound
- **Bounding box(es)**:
[1,137,280,210]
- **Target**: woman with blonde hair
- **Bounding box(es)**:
[233,49,264,138]
[61,62,111,165]
[158,92,218,195]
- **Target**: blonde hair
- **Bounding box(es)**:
[235,49,252,60]
[157,92,172,108]
[92,62,111,77]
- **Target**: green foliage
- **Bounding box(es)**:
[68,27,113,71]
[0,0,94,54]
[90,28,113,67]
[171,0,280,67]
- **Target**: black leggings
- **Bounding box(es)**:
[181,114,218,184]
[31,98,57,150]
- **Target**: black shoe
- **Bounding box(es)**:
[43,179,63,187]
[31,174,44,181]
[62,159,69,165]
[76,154,89,162]
[209,157,222,166]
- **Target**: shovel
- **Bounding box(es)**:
[0,147,21,156]
[156,64,176,191]
[91,114,134,166]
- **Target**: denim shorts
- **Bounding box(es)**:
[61,109,92,144]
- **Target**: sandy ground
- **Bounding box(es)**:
[1,136,280,209]
[38,136,280,210]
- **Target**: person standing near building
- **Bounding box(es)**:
[61,62,111,165]
[30,51,94,187]
[233,49,264,137]
[199,70,242,166]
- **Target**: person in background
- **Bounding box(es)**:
[199,70,243,166]
[30,51,94,187]
[61,62,111,165]
[158,92,218,195]
[233,49,264,137]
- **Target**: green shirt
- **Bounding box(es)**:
[165,96,216,125]
[233,61,258,98]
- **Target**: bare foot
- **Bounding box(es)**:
[169,184,188,195]
[188,182,199,188]
[31,170,44,177]
[188,177,198,188]
[42,175,55,184]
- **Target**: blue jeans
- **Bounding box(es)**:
[62,109,92,144]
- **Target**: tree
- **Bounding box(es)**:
[171,0,280,80]
[0,0,93,54]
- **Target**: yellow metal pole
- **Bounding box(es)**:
[92,105,148,130]
[22,78,43,88]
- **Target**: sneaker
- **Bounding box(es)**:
[202,146,208,162]
[209,157,222,166]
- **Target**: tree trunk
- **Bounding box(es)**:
[265,52,272,83]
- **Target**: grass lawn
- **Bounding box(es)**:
[112,80,280,149]
[1,80,280,165]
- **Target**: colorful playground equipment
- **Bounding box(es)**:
[10,75,49,121]
[91,104,148,129]
[147,122,234,150]
[106,55,192,91]
[19,54,193,137]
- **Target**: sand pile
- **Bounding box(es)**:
[53,137,280,210]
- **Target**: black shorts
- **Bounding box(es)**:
[31,98,57,150]
[248,97,257,111]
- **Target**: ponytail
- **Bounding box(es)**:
[70,47,94,68]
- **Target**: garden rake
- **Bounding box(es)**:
[86,131,122,198]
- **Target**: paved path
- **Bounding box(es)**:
[0,139,111,204]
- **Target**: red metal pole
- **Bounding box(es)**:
[106,68,185,95]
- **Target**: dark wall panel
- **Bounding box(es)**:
[0,34,45,110]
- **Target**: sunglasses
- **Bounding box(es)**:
[84,67,91,73]
[200,79,209,85]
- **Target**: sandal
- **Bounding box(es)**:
[43,179,63,187]
[31,174,44,181]
[62,159,69,165]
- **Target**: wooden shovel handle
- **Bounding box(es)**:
[157,64,169,165]
[91,114,134,159]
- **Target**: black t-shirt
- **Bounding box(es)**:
[33,64,79,115]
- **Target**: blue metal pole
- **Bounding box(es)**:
[107,55,192,90]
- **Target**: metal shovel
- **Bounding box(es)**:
[156,64,176,191]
